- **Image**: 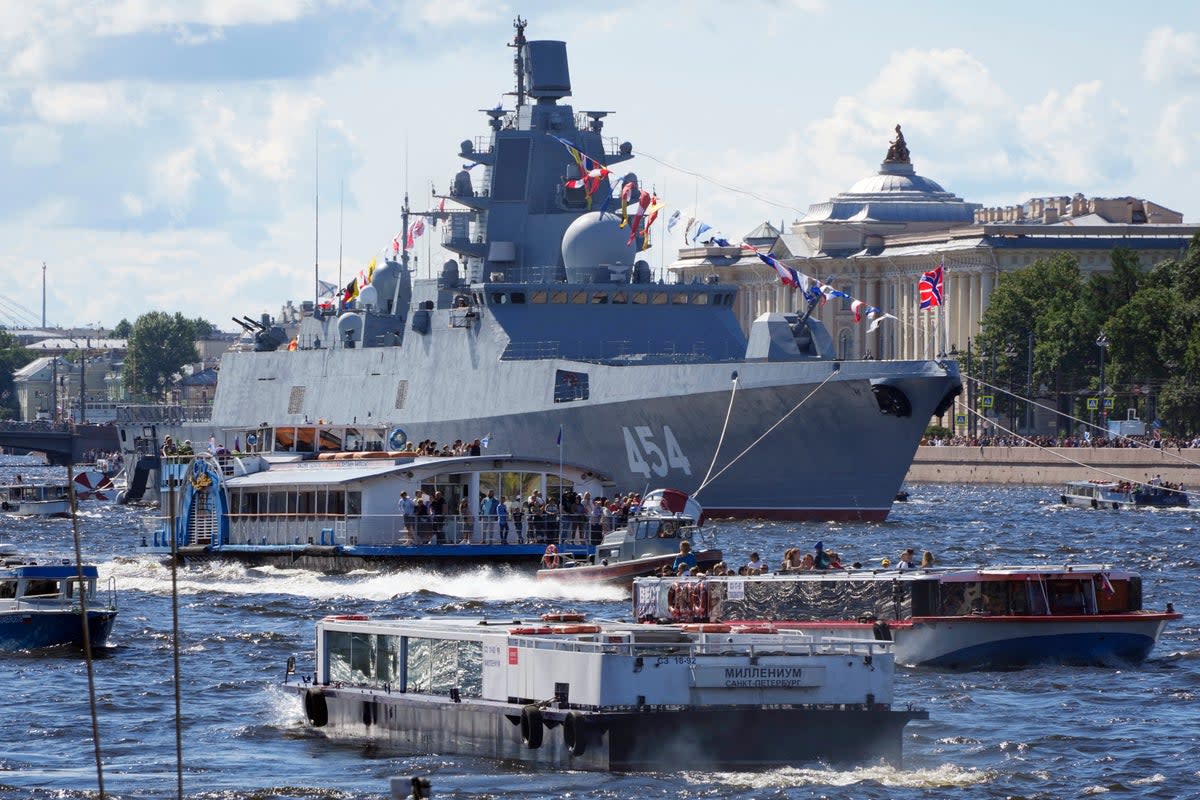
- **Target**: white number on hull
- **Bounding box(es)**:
[622,425,692,478]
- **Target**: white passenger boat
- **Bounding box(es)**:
[140,429,617,571]
[285,614,926,770]
[0,482,71,517]
[1060,479,1189,509]
[634,564,1181,669]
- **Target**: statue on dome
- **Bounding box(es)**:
[884,124,910,164]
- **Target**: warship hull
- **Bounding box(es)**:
[154,348,958,520]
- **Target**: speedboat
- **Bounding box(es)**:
[634,564,1181,669]
[0,552,118,651]
[284,613,926,769]
[1060,479,1189,509]
[0,481,71,517]
[535,488,721,585]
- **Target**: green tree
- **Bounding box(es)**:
[124,312,201,401]
[0,330,34,419]
[191,317,216,338]
[112,318,133,338]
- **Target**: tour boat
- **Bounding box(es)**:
[140,437,616,571]
[0,481,71,517]
[535,488,721,586]
[0,550,118,651]
[285,613,927,770]
[1060,479,1189,509]
[633,564,1181,669]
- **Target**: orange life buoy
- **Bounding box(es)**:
[541,612,586,623]
[681,623,731,633]
[732,624,777,634]
[667,584,681,618]
[541,554,561,569]
[509,626,554,635]
[555,624,602,634]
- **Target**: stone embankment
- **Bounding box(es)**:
[907,446,1200,486]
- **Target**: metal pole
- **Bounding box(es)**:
[1097,332,1109,435]
[966,338,974,440]
[1025,330,1033,434]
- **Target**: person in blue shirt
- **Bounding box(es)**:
[671,540,698,575]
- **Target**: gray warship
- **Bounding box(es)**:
[118,20,960,520]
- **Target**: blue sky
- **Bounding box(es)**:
[3,0,1199,331]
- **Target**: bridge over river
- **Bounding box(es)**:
[0,421,120,466]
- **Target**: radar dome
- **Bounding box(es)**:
[562,212,636,283]
[357,284,379,310]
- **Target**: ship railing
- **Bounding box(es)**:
[116,404,212,424]
[509,631,895,659]
[139,511,596,549]
[501,339,737,364]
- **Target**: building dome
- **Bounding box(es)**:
[792,126,979,254]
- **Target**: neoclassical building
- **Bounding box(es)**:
[671,127,1198,365]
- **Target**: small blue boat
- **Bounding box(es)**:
[0,549,118,651]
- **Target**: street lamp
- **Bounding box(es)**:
[1097,332,1109,433]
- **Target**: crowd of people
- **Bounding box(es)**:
[665,540,937,577]
[923,433,1200,450]
[398,488,653,546]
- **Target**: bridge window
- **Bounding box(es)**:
[530,291,547,304]
[571,291,587,304]
[554,369,589,403]
[551,290,567,303]
[672,293,688,305]
[652,292,668,305]
[632,292,648,304]
[692,293,709,305]
[591,292,608,304]
[612,291,627,304]
[511,292,526,304]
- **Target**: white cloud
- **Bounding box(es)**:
[30,83,148,126]
[1143,26,1200,85]
[92,0,316,36]
[1017,80,1131,187]
[150,147,201,219]
[413,0,508,27]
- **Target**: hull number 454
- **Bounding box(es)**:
[622,425,691,477]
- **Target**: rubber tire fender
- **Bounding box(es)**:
[1091,499,1099,509]
[520,704,544,749]
[563,711,591,757]
[304,688,329,728]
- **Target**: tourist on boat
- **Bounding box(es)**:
[430,491,447,540]
[781,548,803,571]
[589,498,604,544]
[399,491,416,536]
[897,548,916,571]
[505,495,523,543]
[541,543,560,569]
[745,552,765,574]
[161,436,176,456]
[813,541,832,570]
[497,497,509,544]
[827,550,844,569]
[457,496,473,542]
[671,541,698,575]
[921,550,935,568]
[479,491,499,543]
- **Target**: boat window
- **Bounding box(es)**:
[635,521,655,540]
[347,491,362,517]
[692,293,709,305]
[571,291,588,304]
[591,292,608,304]
[612,291,628,304]
[269,491,286,514]
[553,369,589,403]
[329,491,346,515]
[0,580,15,599]
[1046,579,1089,614]
[531,291,547,304]
[672,293,688,305]
[490,292,507,305]
[511,292,526,304]
[652,292,668,305]
[315,490,328,515]
[326,630,400,687]
[980,582,1008,614]
[406,637,482,697]
[632,292,648,304]
[551,291,567,304]
[24,579,60,598]
[299,491,316,515]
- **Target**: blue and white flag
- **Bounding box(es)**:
[480,433,491,449]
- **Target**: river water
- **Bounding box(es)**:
[2,454,1197,799]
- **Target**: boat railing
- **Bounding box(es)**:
[506,630,894,660]
[143,510,601,549]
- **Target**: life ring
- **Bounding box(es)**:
[541,612,586,623]
[323,614,369,621]
[666,584,682,619]
[509,626,553,635]
[246,433,258,446]
[541,545,560,569]
[732,624,777,634]
[304,688,328,727]
[563,711,591,757]
[555,624,602,635]
[520,705,544,748]
[681,623,731,633]
[387,427,408,450]
[691,583,708,619]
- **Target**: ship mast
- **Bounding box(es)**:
[510,16,527,107]
[391,193,411,314]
